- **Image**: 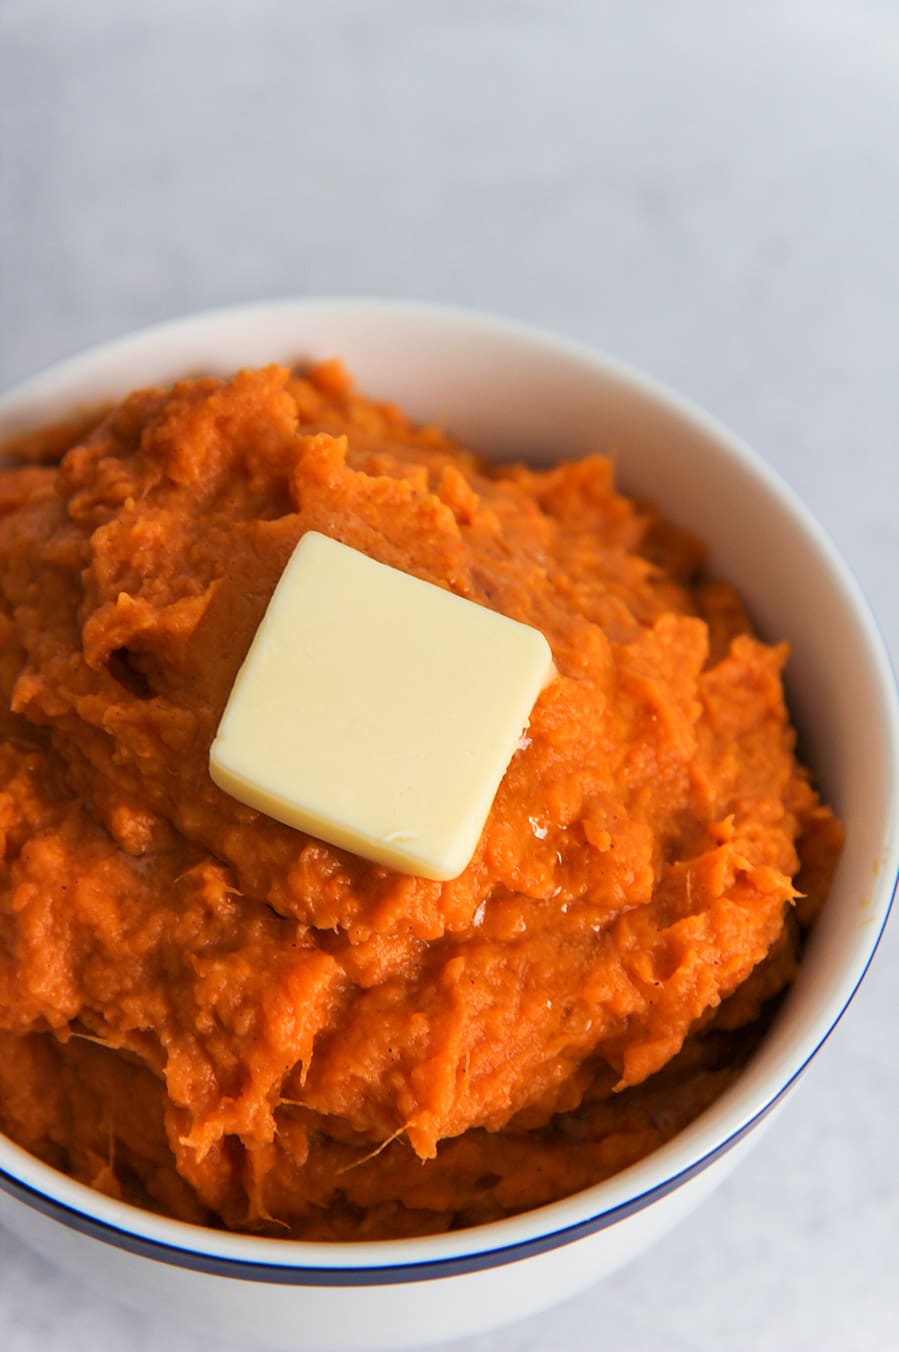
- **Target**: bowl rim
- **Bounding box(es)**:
[0,297,896,1281]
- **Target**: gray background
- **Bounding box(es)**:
[1,1,897,1349]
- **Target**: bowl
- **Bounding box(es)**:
[0,299,895,1351]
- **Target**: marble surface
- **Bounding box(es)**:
[0,2,897,1349]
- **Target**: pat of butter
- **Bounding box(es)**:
[209,532,554,881]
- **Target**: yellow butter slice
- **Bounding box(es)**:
[209,532,555,880]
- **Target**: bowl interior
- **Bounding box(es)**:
[0,299,895,1267]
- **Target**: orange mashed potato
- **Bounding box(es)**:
[0,363,841,1239]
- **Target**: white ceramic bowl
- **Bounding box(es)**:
[0,300,896,1352]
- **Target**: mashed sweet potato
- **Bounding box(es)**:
[0,363,841,1239]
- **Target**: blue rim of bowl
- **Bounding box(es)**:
[0,871,894,1287]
